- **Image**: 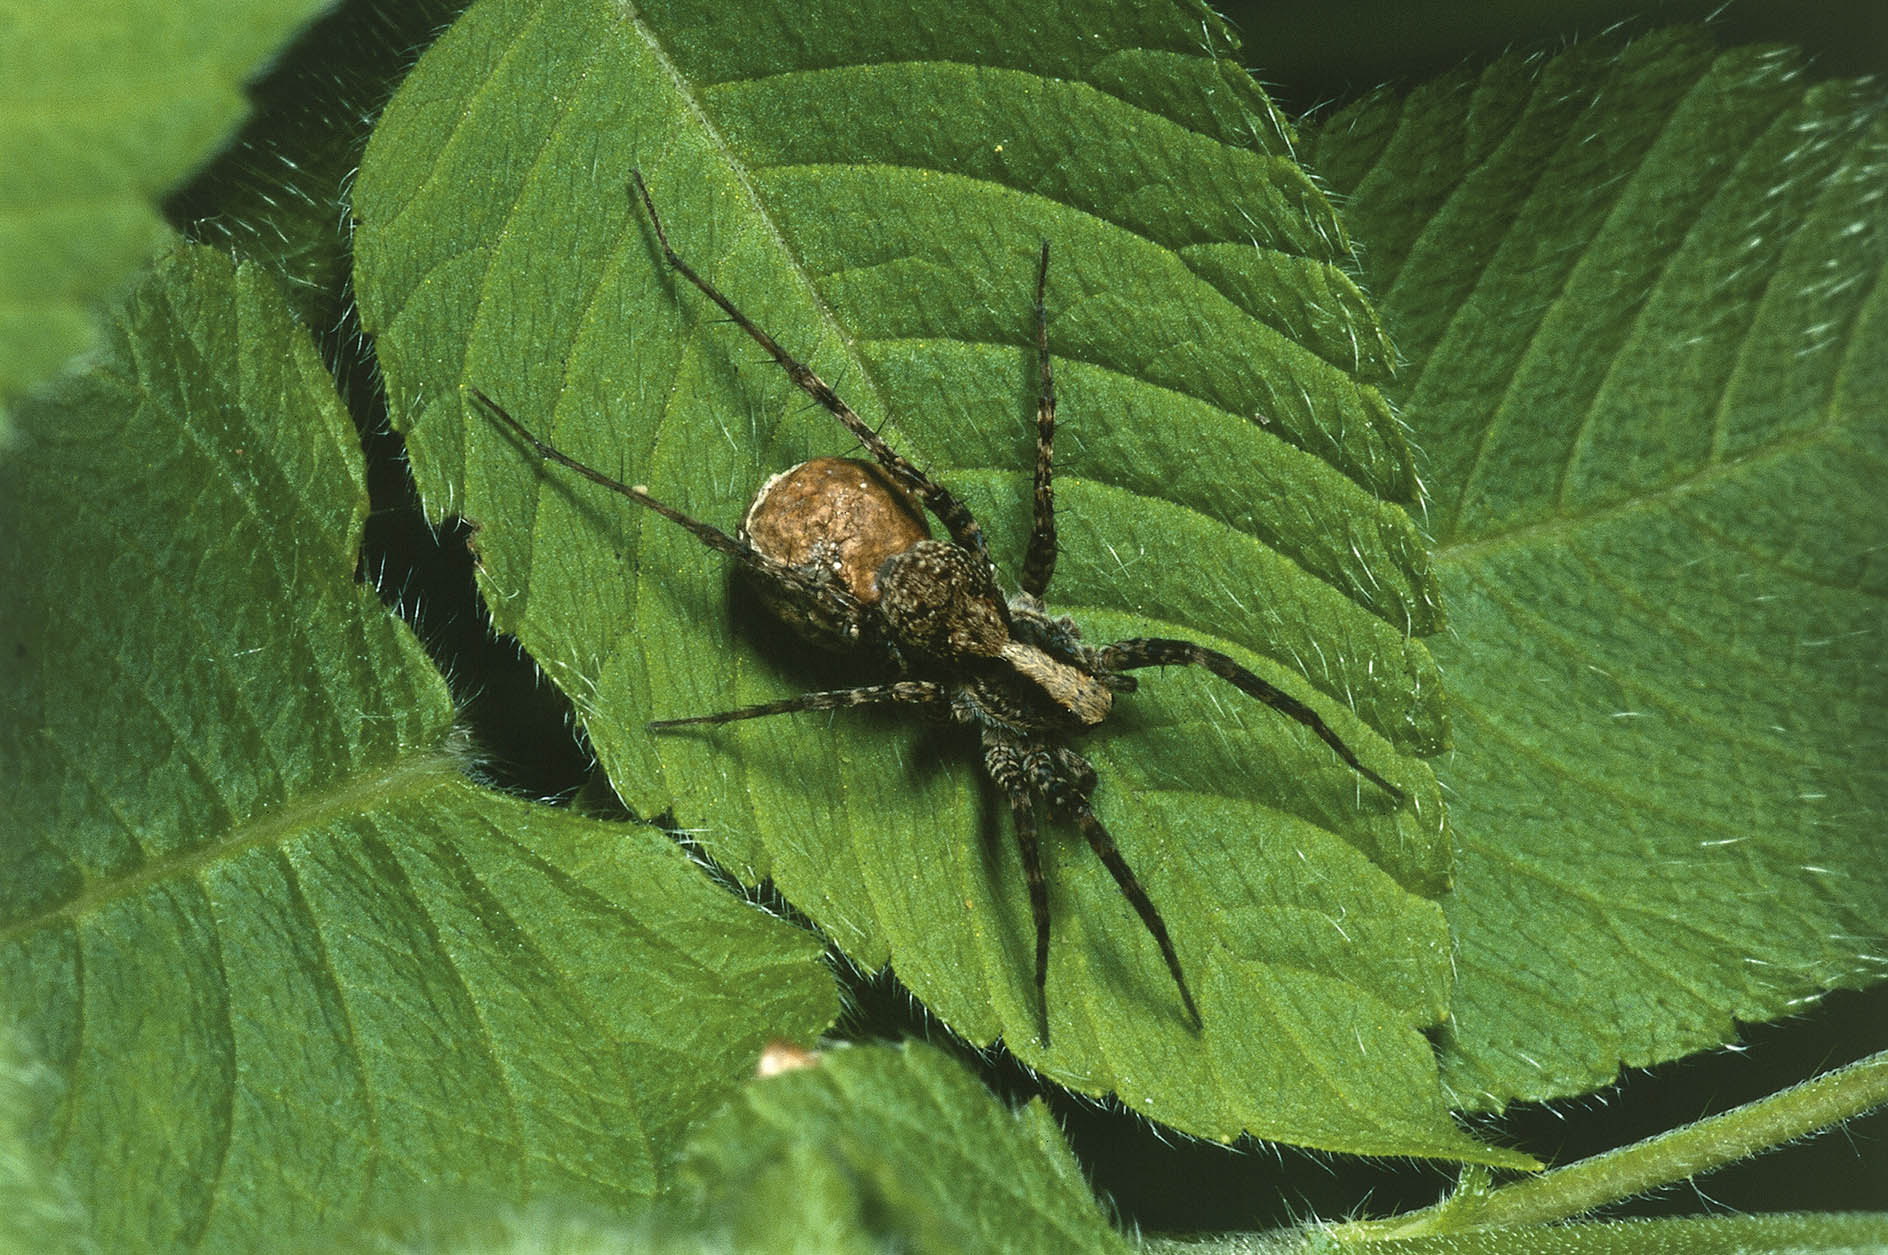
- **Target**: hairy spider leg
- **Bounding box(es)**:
[467,387,867,630]
[1003,790,1053,1044]
[629,171,994,572]
[646,680,949,729]
[1100,637,1404,800]
[1069,798,1202,1032]
[983,735,1057,1043]
[1019,241,1059,600]
[985,732,1198,1043]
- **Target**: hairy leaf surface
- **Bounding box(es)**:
[0,246,837,1251]
[1312,29,1888,1107]
[351,0,1507,1159]
[679,1043,1132,1254]
[0,0,334,404]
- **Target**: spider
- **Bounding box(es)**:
[470,172,1404,1045]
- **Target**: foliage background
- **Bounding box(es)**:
[1146,0,1888,1228]
[1082,0,1888,1228]
[1,0,1883,1244]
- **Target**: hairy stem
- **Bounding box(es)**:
[1333,1048,1888,1241]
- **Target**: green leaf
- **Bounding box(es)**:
[167,0,469,333]
[0,245,837,1251]
[1310,29,1888,1107]
[323,1045,1138,1253]
[677,1042,1132,1254]
[317,1199,697,1255]
[0,1025,89,1255]
[350,0,1511,1162]
[0,0,337,405]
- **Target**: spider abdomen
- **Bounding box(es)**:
[740,456,929,649]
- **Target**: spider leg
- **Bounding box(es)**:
[1068,791,1202,1032]
[1100,637,1404,801]
[1019,241,1059,600]
[629,172,993,570]
[648,680,947,729]
[469,388,866,627]
[984,733,1056,1044]
[1009,792,1053,1046]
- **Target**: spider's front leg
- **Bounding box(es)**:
[1101,637,1403,800]
[983,731,1054,1045]
[1043,742,1200,1033]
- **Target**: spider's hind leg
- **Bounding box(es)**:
[629,171,993,571]
[468,388,865,631]
[649,680,949,729]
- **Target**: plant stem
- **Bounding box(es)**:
[1331,1047,1888,1241]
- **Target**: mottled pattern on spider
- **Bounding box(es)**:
[471,172,1404,1045]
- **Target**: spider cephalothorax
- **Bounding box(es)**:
[471,172,1404,1044]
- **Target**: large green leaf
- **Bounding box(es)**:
[349,0,1514,1161]
[0,245,837,1251]
[322,1044,1137,1253]
[0,1025,88,1255]
[676,1042,1132,1253]
[1311,29,1888,1107]
[0,0,336,405]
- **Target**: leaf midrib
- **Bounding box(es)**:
[0,750,463,943]
[1434,412,1850,567]
[628,4,896,433]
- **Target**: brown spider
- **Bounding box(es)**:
[470,172,1404,1045]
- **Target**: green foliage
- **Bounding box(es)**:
[0,246,836,1250]
[0,0,336,404]
[2,0,1884,1250]
[1294,1212,1888,1255]
[675,1043,1132,1254]
[0,1024,89,1255]
[350,0,1479,1159]
[1312,28,1888,1108]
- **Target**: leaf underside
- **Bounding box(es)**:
[1313,29,1888,1108]
[351,0,1514,1160]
